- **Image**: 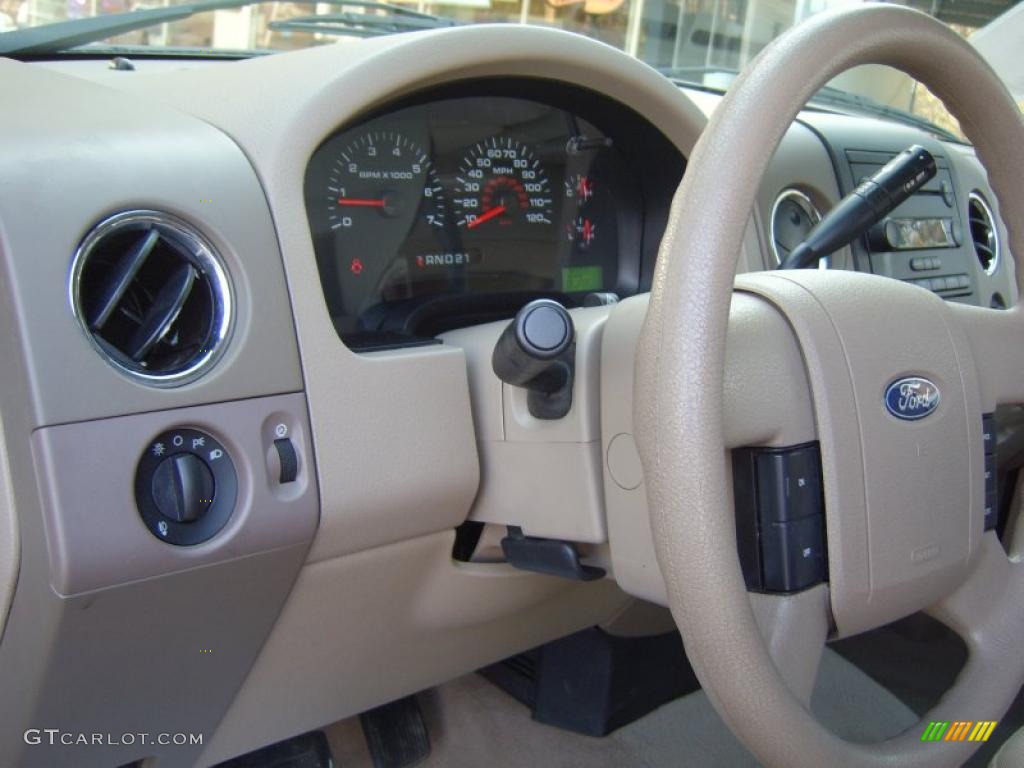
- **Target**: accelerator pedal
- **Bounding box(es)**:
[359,695,431,768]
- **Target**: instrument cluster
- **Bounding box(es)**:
[304,86,681,349]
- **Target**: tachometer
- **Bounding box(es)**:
[453,137,553,232]
[326,130,446,239]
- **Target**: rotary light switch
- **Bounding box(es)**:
[135,427,237,546]
[151,453,215,523]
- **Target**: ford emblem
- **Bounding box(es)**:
[885,377,940,421]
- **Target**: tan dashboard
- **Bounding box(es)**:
[0,23,1015,768]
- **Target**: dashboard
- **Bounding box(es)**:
[303,82,683,349]
[0,23,1018,768]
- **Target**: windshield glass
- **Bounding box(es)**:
[2,0,1020,137]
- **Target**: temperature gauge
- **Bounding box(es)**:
[567,215,597,249]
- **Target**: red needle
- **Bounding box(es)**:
[467,204,507,229]
[337,197,387,208]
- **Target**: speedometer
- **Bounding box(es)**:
[453,137,553,232]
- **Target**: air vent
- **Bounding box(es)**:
[770,189,821,266]
[967,192,999,275]
[70,211,232,387]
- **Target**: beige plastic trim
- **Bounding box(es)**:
[634,5,1024,767]
[735,270,982,638]
[0,58,305,429]
[602,290,817,604]
[31,393,318,595]
[103,24,709,563]
[442,307,611,542]
[749,585,830,706]
[92,26,714,761]
[197,531,631,766]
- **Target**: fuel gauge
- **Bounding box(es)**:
[564,174,595,204]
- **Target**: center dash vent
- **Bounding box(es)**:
[70,211,232,386]
[770,189,821,266]
[967,192,999,275]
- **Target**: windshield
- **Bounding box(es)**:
[1,0,1020,137]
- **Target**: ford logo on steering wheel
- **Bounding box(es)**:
[885,376,940,421]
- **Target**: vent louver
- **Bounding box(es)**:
[70,211,232,387]
[967,192,999,276]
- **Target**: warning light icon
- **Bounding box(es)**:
[350,258,364,276]
[416,255,425,269]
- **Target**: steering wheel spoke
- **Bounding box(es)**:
[750,585,830,705]
[948,302,1024,409]
[929,533,1021,655]
[905,537,1024,761]
[723,291,817,449]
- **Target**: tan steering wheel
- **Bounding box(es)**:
[635,5,1024,767]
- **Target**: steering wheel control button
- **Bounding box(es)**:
[135,427,237,546]
[761,516,826,594]
[753,446,822,523]
[732,442,827,593]
[152,453,215,523]
[983,413,998,531]
[273,437,299,484]
[982,413,997,454]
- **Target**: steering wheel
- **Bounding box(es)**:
[634,5,1024,767]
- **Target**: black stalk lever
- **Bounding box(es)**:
[778,144,937,270]
[492,299,575,420]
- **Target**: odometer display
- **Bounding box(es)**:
[453,137,553,233]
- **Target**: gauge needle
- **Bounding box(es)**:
[337,197,387,208]
[467,204,507,229]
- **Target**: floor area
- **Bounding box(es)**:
[830,614,1024,767]
[318,611,1024,767]
[325,647,920,767]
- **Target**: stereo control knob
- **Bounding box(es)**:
[151,453,215,524]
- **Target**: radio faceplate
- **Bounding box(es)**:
[846,147,976,302]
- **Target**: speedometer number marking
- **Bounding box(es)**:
[454,137,552,230]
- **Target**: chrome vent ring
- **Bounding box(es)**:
[769,189,822,266]
[70,210,233,387]
[967,192,999,276]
